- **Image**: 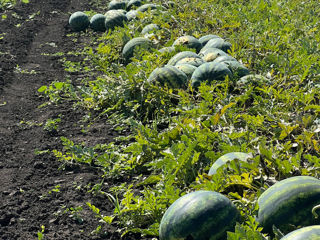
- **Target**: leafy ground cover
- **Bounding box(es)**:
[1,0,320,239]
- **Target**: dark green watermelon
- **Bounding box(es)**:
[167,51,200,66]
[105,10,128,30]
[147,65,188,88]
[122,37,154,60]
[126,9,139,21]
[199,34,221,46]
[191,62,233,88]
[208,152,252,176]
[159,190,239,240]
[126,0,142,10]
[90,14,106,32]
[222,61,250,78]
[69,11,90,32]
[136,3,160,12]
[172,35,202,53]
[257,176,320,235]
[108,0,127,10]
[280,225,320,240]
[202,38,232,53]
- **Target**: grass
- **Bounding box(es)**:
[38,0,320,238]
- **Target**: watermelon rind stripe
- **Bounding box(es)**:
[280,225,320,240]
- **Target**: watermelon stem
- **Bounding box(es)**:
[312,204,320,219]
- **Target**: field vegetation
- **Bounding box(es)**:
[38,0,320,238]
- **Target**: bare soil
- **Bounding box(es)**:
[0,0,135,239]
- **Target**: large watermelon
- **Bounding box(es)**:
[222,61,250,78]
[208,152,252,176]
[172,35,202,53]
[199,47,229,62]
[108,0,127,10]
[175,57,205,67]
[126,0,143,10]
[191,62,233,88]
[90,14,106,32]
[69,11,90,32]
[199,34,221,46]
[159,190,239,240]
[280,225,320,240]
[122,37,154,61]
[202,38,232,53]
[147,65,188,88]
[167,51,200,66]
[257,176,320,235]
[175,64,197,79]
[105,10,128,30]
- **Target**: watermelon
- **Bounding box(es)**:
[175,57,205,67]
[191,62,233,88]
[90,14,106,32]
[236,74,271,88]
[222,61,250,78]
[126,10,139,21]
[167,51,200,66]
[199,34,221,46]
[108,0,127,10]
[126,0,142,10]
[136,3,160,12]
[208,152,252,176]
[122,37,154,61]
[105,10,128,30]
[175,64,197,79]
[199,47,229,62]
[172,35,202,53]
[257,176,320,234]
[141,23,160,35]
[280,225,320,240]
[202,38,232,53]
[212,55,238,64]
[159,190,239,240]
[147,65,188,88]
[69,11,90,32]
[158,46,176,54]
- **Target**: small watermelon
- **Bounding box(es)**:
[69,11,90,32]
[167,51,200,66]
[147,65,188,88]
[90,14,106,32]
[108,0,127,10]
[280,225,320,240]
[257,176,320,234]
[136,3,160,12]
[105,10,128,30]
[172,35,202,53]
[208,152,252,176]
[199,47,229,62]
[175,64,197,79]
[202,38,232,53]
[236,74,271,89]
[191,62,233,88]
[122,37,154,61]
[199,34,221,46]
[159,190,239,240]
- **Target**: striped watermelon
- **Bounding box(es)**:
[147,65,188,88]
[90,14,106,32]
[222,61,250,78]
[69,12,90,32]
[126,0,142,10]
[199,47,229,62]
[202,38,232,53]
[108,0,127,10]
[159,190,239,240]
[167,51,200,66]
[280,225,320,240]
[208,152,252,176]
[257,176,320,234]
[191,62,233,88]
[122,37,154,61]
[175,57,205,67]
[199,34,221,46]
[172,35,202,53]
[105,10,128,30]
[175,64,197,79]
